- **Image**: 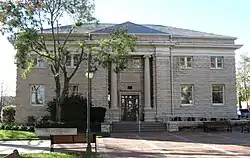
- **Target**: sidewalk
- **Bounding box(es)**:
[0,139,107,156]
[0,140,51,155]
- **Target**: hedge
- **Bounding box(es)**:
[0,123,34,132]
[47,94,106,123]
[1,105,16,124]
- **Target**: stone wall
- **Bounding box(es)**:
[15,64,108,123]
[155,53,237,119]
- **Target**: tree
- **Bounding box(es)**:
[0,0,136,121]
[236,54,250,108]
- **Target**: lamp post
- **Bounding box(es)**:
[85,50,94,153]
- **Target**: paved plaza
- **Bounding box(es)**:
[101,131,250,158]
[0,131,250,158]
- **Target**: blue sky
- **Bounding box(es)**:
[0,0,249,96]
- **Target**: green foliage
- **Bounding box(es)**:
[0,0,136,121]
[0,123,34,132]
[1,105,16,124]
[95,27,136,72]
[0,129,38,140]
[236,54,250,105]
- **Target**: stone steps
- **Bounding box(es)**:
[112,122,166,133]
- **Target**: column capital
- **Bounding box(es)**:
[143,55,151,58]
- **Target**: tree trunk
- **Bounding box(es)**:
[56,78,70,122]
[55,75,61,122]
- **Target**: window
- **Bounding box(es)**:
[212,85,224,104]
[66,54,80,67]
[132,58,141,68]
[31,54,45,68]
[211,56,223,68]
[68,84,78,94]
[30,85,45,105]
[179,56,193,68]
[181,84,193,105]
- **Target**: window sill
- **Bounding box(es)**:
[30,104,44,106]
[211,68,223,70]
[181,104,194,107]
[179,67,193,70]
[212,103,224,106]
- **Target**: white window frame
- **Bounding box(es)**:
[179,56,193,68]
[66,54,80,68]
[211,56,224,69]
[30,85,45,106]
[31,54,45,68]
[212,84,224,106]
[180,84,194,106]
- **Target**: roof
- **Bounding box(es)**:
[42,21,236,39]
[92,21,168,34]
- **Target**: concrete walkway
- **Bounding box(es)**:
[0,139,107,156]
[1,132,250,158]
[0,140,51,154]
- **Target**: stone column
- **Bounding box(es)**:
[144,55,151,109]
[111,62,118,108]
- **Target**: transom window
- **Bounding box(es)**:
[179,56,193,68]
[30,85,45,105]
[211,56,224,69]
[181,84,194,105]
[66,54,80,67]
[212,85,224,105]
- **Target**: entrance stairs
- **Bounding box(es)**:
[111,121,166,133]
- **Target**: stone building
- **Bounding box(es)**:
[15,22,242,123]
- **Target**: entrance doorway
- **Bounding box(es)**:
[121,95,139,121]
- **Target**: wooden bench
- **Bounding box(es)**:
[203,121,232,133]
[50,134,97,152]
[241,122,250,133]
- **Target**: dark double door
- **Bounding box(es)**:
[121,95,140,121]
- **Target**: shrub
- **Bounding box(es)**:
[0,123,34,132]
[47,94,106,123]
[11,125,19,130]
[1,105,16,124]
[4,124,11,130]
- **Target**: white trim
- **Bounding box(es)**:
[44,40,242,49]
[155,51,235,56]
[31,104,44,107]
[211,84,225,106]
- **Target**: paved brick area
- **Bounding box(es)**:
[100,132,250,158]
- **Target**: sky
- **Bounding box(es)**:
[0,0,249,96]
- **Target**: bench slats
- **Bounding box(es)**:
[203,121,232,133]
[50,134,97,152]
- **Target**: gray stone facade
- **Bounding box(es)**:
[15,22,242,123]
[155,55,237,119]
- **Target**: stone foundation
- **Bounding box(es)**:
[35,128,77,137]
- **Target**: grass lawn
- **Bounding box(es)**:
[0,130,39,140]
[0,152,100,158]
